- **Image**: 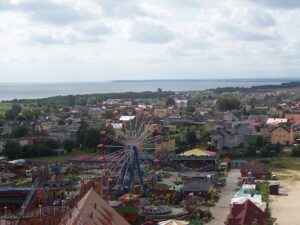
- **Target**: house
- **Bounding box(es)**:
[271,126,294,145]
[155,138,176,157]
[225,199,267,225]
[175,100,188,108]
[240,161,267,179]
[266,118,287,126]
[59,188,130,225]
[211,127,238,151]
[154,108,168,118]
[231,188,266,210]
[285,114,300,124]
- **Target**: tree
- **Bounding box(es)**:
[58,119,65,125]
[3,141,22,160]
[23,109,33,120]
[11,125,29,138]
[166,97,175,107]
[67,95,76,106]
[44,139,61,150]
[5,109,18,120]
[217,97,241,111]
[186,127,198,146]
[102,109,114,119]
[63,140,75,152]
[12,103,22,113]
[291,145,300,157]
[245,144,256,157]
[76,120,89,145]
[84,128,100,149]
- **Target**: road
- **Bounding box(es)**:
[208,169,240,225]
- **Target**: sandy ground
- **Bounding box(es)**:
[270,170,300,225]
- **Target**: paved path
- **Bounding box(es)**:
[208,169,240,225]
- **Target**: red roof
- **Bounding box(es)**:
[285,114,300,123]
[226,200,266,225]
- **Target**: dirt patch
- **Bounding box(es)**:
[270,170,300,225]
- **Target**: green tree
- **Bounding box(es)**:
[186,127,198,146]
[63,139,75,152]
[291,145,300,157]
[102,109,114,119]
[5,109,18,120]
[44,139,61,149]
[76,120,89,145]
[11,125,29,138]
[58,119,65,125]
[12,103,22,113]
[245,144,256,157]
[3,141,22,160]
[217,97,241,111]
[166,97,175,107]
[23,109,33,120]
[84,128,100,149]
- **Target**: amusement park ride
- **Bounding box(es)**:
[99,111,159,195]
[2,110,160,225]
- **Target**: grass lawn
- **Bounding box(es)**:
[256,181,269,202]
[31,149,96,163]
[153,182,170,190]
[0,102,12,116]
[236,152,300,171]
[268,155,300,171]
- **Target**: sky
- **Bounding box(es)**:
[0,0,300,82]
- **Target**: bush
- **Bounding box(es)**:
[291,145,300,157]
[63,140,75,152]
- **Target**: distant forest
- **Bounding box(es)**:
[212,81,300,94]
[3,90,174,107]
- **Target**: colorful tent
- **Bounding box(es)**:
[180,148,216,157]
[118,193,139,202]
[158,220,189,225]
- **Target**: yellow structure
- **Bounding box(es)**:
[155,138,176,153]
[154,108,168,118]
[271,127,294,145]
[180,148,216,157]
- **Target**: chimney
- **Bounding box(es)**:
[90,212,93,219]
[94,203,97,209]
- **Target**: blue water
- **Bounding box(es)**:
[0,80,286,101]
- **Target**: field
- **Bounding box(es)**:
[269,155,300,171]
[31,149,95,163]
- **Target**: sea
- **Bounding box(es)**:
[0,79,291,101]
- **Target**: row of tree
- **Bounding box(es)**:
[2,139,75,160]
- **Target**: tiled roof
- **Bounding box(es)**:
[226,199,266,225]
[61,189,130,225]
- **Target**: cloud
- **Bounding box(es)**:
[96,0,171,19]
[248,0,300,9]
[78,22,113,36]
[28,29,104,45]
[248,10,276,27]
[131,20,175,44]
[220,23,280,41]
[0,0,94,24]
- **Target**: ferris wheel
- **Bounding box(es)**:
[99,109,160,194]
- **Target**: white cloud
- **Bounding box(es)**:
[131,19,175,44]
[0,0,300,81]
